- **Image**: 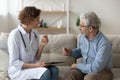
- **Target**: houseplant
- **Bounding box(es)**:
[76,17,80,27]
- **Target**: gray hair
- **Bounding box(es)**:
[80,11,101,28]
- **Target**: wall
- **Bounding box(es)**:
[70,0,120,35]
[0,0,8,32]
[8,0,20,32]
[7,0,120,35]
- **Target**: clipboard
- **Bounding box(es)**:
[45,61,64,64]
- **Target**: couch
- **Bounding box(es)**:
[0,32,120,80]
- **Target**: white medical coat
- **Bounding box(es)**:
[8,25,47,80]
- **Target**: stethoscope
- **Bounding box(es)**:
[18,30,37,48]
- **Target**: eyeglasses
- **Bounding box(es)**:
[80,24,88,27]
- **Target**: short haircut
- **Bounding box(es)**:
[18,6,41,25]
[80,11,101,29]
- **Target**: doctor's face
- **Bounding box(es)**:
[30,16,40,28]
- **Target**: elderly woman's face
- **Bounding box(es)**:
[79,19,89,35]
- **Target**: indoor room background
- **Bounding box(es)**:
[0,0,120,36]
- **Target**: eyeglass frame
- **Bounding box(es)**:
[80,24,97,29]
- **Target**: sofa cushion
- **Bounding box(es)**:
[39,53,50,62]
[0,49,9,80]
[57,66,70,80]
[107,35,120,53]
[40,53,75,66]
[112,68,120,80]
[39,34,77,66]
[51,34,77,55]
[112,53,120,68]
[0,32,9,53]
[107,35,120,68]
[50,53,75,66]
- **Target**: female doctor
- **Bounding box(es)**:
[8,6,58,80]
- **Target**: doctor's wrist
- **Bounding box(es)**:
[40,44,46,47]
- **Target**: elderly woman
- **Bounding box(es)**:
[8,6,58,80]
[63,11,113,80]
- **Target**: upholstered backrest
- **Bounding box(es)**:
[0,32,9,53]
[1,32,120,72]
[107,35,120,68]
[39,34,77,66]
[0,49,9,80]
[0,32,77,67]
[0,32,9,79]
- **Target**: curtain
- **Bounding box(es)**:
[0,0,8,32]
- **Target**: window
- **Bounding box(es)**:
[0,0,8,15]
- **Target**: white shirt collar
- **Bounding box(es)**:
[18,24,28,35]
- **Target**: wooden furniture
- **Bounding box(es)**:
[22,0,70,34]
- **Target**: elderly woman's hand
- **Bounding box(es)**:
[70,63,77,69]
[62,47,72,56]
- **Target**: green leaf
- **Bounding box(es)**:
[76,17,80,27]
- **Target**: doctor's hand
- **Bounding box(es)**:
[36,62,49,67]
[41,34,49,47]
[62,47,72,56]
